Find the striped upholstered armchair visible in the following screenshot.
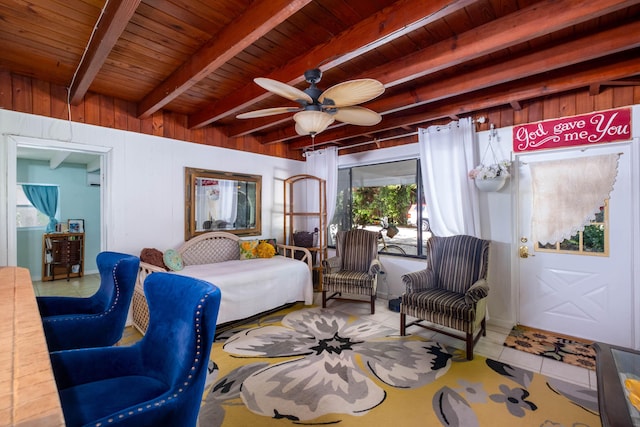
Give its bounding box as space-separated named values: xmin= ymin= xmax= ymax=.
xmin=322 ymin=229 xmax=382 ymax=314
xmin=400 ymin=235 xmax=490 ymax=360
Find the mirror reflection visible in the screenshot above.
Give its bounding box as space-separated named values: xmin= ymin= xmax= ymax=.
xmin=185 ymin=168 xmax=261 ymax=239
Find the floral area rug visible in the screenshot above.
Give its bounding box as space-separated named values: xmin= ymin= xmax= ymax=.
xmin=198 ymin=304 xmax=600 ymax=426
xmin=504 ymin=325 xmax=596 ymax=370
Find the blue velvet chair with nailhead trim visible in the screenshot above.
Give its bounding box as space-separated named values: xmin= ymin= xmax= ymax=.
xmin=49 ymin=272 xmax=221 ymax=427
xmin=37 ymin=251 xmax=140 ymax=352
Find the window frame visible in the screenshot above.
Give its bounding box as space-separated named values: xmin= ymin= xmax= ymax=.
xmin=329 ymin=158 xmax=428 ymax=258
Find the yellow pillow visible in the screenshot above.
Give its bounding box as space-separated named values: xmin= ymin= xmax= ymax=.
xmin=256 ymin=241 xmax=276 ymax=258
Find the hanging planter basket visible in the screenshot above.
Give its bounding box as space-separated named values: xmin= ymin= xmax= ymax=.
xmin=475 ymin=175 xmax=507 ymax=192
xmin=469 ymin=123 xmax=511 ymax=192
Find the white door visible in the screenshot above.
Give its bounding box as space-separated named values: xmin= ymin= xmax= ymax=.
xmin=517 ymin=144 xmax=633 ymax=347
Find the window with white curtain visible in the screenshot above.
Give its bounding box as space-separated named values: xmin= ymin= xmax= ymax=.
xmin=16 ymin=184 xmax=59 ymax=228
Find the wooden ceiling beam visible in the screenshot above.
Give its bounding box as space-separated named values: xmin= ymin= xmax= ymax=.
xmin=187 ymin=0 xmax=476 ymax=128
xmin=286 ymin=55 xmax=640 ymax=150
xmin=228 ymin=0 xmax=635 ymax=138
xmin=367 ymin=0 xmax=638 ymax=90
xmin=69 ymin=0 xmax=141 ymax=105
xmin=590 ymin=77 xmax=640 ymax=95
xmin=602 ymin=79 xmax=640 ymax=85
xmin=369 ymin=19 xmax=640 ymax=114
xmin=510 ymin=101 xmax=522 ymax=111
xmin=136 ymin=0 xmax=310 ymax=119
xmin=257 ymin=18 xmax=640 ymax=144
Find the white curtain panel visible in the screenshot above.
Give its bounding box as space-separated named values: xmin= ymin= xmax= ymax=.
xmin=305 ymin=147 xmax=338 ymax=230
xmin=217 ymin=180 xmax=238 ymax=224
xmin=530 ymin=153 xmax=620 ymax=245
xmin=195 ymin=178 xmax=211 ymax=227
xmin=418 ymin=117 xmax=481 ymax=237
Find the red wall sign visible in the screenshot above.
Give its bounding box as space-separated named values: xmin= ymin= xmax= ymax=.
xmin=513 ymin=108 xmax=632 ymax=153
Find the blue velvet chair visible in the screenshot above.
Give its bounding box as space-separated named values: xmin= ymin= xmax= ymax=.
xmin=37 ymin=251 xmax=140 ymax=352
xmin=49 ymin=272 xmax=221 ymax=427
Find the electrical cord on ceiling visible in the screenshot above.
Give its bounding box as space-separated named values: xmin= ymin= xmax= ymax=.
xmin=65 ymin=0 xmax=111 ymax=142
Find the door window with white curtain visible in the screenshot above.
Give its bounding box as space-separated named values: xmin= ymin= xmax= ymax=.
xmin=329 ymin=159 xmax=429 ymax=257
xmin=536 ymin=201 xmax=608 ymax=256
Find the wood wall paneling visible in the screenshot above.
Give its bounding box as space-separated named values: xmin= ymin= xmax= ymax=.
xmin=1 ymin=71 xmax=638 ymax=160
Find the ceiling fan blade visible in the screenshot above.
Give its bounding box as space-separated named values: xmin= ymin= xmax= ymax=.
xmin=254 ymin=77 xmax=313 ymax=103
xmin=319 ymin=79 xmax=384 ymax=107
xmin=333 ymin=106 xmax=382 ymax=126
xmin=236 ymin=106 xmax=300 ymax=119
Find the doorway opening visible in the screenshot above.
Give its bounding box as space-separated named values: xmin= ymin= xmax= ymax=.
xmin=5 ymin=135 xmax=110 ymax=279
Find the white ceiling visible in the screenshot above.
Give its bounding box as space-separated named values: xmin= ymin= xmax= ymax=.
xmin=17 ymin=146 xmax=100 ymax=171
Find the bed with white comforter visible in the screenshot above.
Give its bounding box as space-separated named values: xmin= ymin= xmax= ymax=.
xmin=132 ymin=231 xmax=313 ymax=333
xmin=174 ymin=256 xmax=312 ymax=324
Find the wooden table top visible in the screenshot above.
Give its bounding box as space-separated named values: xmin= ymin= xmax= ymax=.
xmin=0 ymin=267 xmax=65 ymax=426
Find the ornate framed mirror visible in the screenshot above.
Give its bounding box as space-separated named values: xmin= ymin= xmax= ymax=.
xmin=184 ymin=167 xmax=261 ymax=240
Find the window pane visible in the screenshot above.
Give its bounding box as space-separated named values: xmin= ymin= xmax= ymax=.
xmin=538 ymin=242 xmax=556 ymax=250
xmin=330 ymin=159 xmax=428 ymax=256
xmin=16 ymin=206 xmax=49 ymax=227
xmin=594 ymin=206 xmax=604 ymax=222
xmin=559 ymin=234 xmax=580 ymax=251
xmin=583 ymin=224 xmax=605 ymax=253
xmin=16 ymin=185 xmax=54 ymax=228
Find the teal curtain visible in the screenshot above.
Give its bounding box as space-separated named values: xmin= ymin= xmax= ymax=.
xmin=22 ymin=184 xmax=58 ymax=232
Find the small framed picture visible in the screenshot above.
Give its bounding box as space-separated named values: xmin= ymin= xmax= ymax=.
xmin=68 ymin=219 xmax=84 ymax=233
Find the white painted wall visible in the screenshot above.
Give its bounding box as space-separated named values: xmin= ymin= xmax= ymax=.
xmin=0 ymin=110 xmax=307 ymax=264
xmin=476 ymin=126 xmax=514 ymax=330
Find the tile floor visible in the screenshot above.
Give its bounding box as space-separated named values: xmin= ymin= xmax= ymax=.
xmin=32 ymin=274 xmax=597 ymax=390
xmin=33 ymin=273 xmax=101 ymax=298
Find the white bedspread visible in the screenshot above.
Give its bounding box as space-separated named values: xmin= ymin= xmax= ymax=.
xmin=172 ymin=256 xmax=313 ymax=325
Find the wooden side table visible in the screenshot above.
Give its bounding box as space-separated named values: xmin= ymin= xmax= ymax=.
xmin=594 ymin=342 xmax=640 ymax=427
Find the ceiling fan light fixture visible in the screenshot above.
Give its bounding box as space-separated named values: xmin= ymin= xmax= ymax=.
xmin=293 ymin=110 xmax=334 ymax=136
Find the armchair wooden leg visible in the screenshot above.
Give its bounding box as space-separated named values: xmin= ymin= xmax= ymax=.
xmin=322 ymin=291 xmax=327 ymax=308
xmin=466 ymin=332 xmax=474 ymax=360
xmin=370 ymin=295 xmax=375 ymax=314
xmin=481 ymin=317 xmax=487 ymax=336
xmin=400 ymin=313 xmax=406 ymax=336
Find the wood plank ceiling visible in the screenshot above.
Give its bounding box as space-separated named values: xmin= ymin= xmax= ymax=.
xmin=1 ymin=0 xmax=639 ymax=153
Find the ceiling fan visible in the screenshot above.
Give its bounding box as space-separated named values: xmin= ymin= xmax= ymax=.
xmin=236 ymin=69 xmax=385 ymax=137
